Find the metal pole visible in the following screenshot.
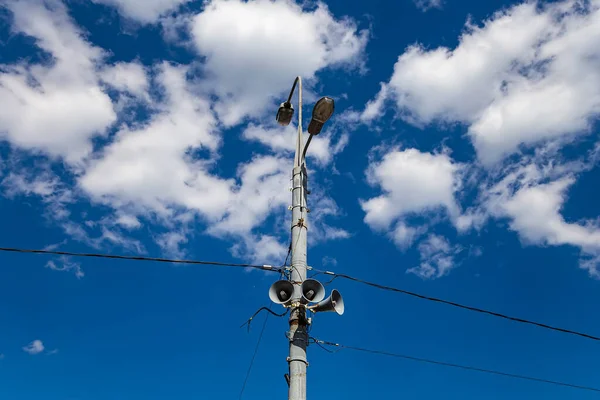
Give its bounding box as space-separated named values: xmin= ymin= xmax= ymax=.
xmin=288 ymin=76 xmax=308 ymax=400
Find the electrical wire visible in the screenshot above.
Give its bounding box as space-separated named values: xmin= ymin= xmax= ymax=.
xmin=0 ymin=246 xmax=280 ymax=273
xmin=6 ymin=246 xmax=599 ymax=343
xmin=316 ymin=270 xmax=600 ymax=342
xmin=238 ymin=304 xmax=272 ymax=400
xmin=282 ymin=239 xmax=292 ymax=279
xmin=311 ymin=338 xmax=600 ymax=394
xmin=240 ymin=306 xmax=288 ymax=332
xmin=238 ymin=239 xmax=292 ymax=399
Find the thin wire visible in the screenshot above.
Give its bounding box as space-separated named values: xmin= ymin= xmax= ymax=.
xmin=319 ymin=271 xmax=600 ymax=342
xmin=239 ymin=237 xmax=292 ymax=399
xmin=282 ymin=239 xmax=292 ymax=279
xmin=238 ymin=304 xmax=272 ymax=400
xmin=0 ymin=247 xmax=280 ymax=273
xmin=240 ymin=306 xmax=288 ymax=332
xmin=6 ymin=246 xmax=598 ymax=342
xmin=311 ymin=338 xmax=600 ymax=394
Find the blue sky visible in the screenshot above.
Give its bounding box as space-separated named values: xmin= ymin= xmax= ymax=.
xmin=1 ymin=0 xmax=600 ymax=398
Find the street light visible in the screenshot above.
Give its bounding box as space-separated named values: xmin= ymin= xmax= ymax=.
xmin=275 ymin=77 xmax=335 ymax=166
xmin=307 ymin=96 xmax=335 ymax=135
xmin=276 ymin=101 xmax=294 ymax=126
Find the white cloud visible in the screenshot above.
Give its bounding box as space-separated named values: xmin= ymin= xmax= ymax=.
xmin=115 ymin=214 xmax=142 ymax=230
xmin=242 ymin=124 xmax=348 ymax=166
xmin=360 ymin=83 xmax=389 ymax=123
xmin=207 ymin=155 xmax=289 ymax=237
xmin=363 ymin=0 xmax=600 ymax=165
xmin=407 ymin=234 xmax=461 ymax=279
xmin=392 ymin=222 xmax=426 ymax=249
xmin=91 ymin=0 xmax=191 ymax=23
xmin=500 ymin=179 xmax=600 ymax=248
xmin=79 ymin=62 xmax=230 ymax=220
xmin=155 ymin=230 xmax=189 ymax=258
xmin=361 ymin=148 xmax=463 ymax=231
xmin=414 ymin=0 xmax=443 ymax=12
xmin=231 ymin=233 xmax=288 ymax=265
xmin=23 ymin=340 xmax=45 ymax=355
xmin=99 ymin=62 xmax=149 ymax=98
xmin=0 ymin=0 xmax=353 ymax=264
xmin=46 ymin=256 xmax=84 ymax=279
xmin=0 ymin=161 xmax=145 ymax=253
xmin=2 ymin=169 xmax=75 ymax=222
xmin=308 ymin=194 xmax=351 ymax=243
xmin=207 ymin=155 xmax=348 ymax=262
xmin=43 ymin=240 xmax=67 ymax=251
xmin=3 ymin=171 xmax=63 ymax=199
xmin=477 ymin=149 xmax=600 ymax=277
xmin=190 ymin=0 xmax=368 ymax=126
xmin=0 ymin=0 xmax=116 ymax=165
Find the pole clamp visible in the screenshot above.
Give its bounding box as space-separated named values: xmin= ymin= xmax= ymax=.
xmin=286 ymin=357 xmax=309 ymax=366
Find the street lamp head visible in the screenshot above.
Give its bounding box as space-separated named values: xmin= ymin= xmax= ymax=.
xmin=307 ymin=96 xmax=335 ymax=135
xmin=276 ymin=101 xmax=294 ymax=126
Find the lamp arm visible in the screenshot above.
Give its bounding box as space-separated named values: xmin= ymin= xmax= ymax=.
xmin=301 ymin=134 xmax=313 ymax=165
xmin=287 ymin=76 xmax=300 ymax=104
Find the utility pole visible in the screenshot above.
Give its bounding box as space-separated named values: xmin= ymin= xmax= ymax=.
xmin=269 ymin=76 xmax=344 ymax=400
xmin=288 ymin=76 xmax=308 ymax=400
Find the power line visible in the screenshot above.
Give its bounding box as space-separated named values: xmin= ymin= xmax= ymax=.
xmin=239 ymin=239 xmax=292 ymax=399
xmin=239 ymin=304 xmax=273 ymax=400
xmin=0 ymin=246 xmax=280 ymax=273
xmin=240 ymin=306 xmax=288 ymax=332
xmin=5 ymin=246 xmax=599 ymax=343
xmin=317 ymin=271 xmax=600 ymax=342
xmin=311 ymin=338 xmax=600 ymax=394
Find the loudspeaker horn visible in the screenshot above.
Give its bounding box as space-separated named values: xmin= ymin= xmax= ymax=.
xmin=300 ymin=279 xmax=325 ymax=304
xmin=308 ymin=289 xmax=344 ymax=315
xmin=269 ymin=280 xmax=294 ymax=305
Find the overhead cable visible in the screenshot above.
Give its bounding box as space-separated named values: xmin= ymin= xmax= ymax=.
xmin=311 ymin=338 xmax=600 ymax=394
xmin=0 ymin=246 xmax=280 ymax=273
xmin=316 ymin=270 xmax=600 ymax=342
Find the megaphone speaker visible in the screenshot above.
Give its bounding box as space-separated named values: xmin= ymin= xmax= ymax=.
xmin=269 ymin=280 xmax=295 ymax=305
xmin=309 ymin=289 xmax=344 ymax=315
xmin=300 ymin=279 xmax=325 ymax=303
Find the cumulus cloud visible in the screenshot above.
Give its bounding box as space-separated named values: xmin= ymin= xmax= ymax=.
xmin=361 ymin=148 xmax=463 ymax=232
xmin=99 ymin=62 xmax=149 ymax=98
xmin=496 ymin=179 xmax=600 ymax=248
xmin=80 ymin=62 xmax=228 ymax=218
xmin=91 ymin=0 xmax=191 ymax=23
xmin=0 ymin=0 xmax=116 ymax=165
xmin=231 ymin=233 xmax=288 ymax=265
xmin=22 ymin=340 xmax=45 ymax=355
xmin=363 ymin=0 xmax=600 ymax=165
xmin=481 ymin=155 xmax=600 ymax=276
xmin=242 ymin=124 xmax=348 ymax=167
xmin=0 ymin=0 xmax=356 ymax=264
xmin=190 ymin=0 xmax=368 ymax=126
xmin=206 ymin=156 xmax=289 ymax=237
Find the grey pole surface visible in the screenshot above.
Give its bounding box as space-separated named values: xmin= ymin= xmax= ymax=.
xmin=288 ymin=76 xmax=309 ymax=400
